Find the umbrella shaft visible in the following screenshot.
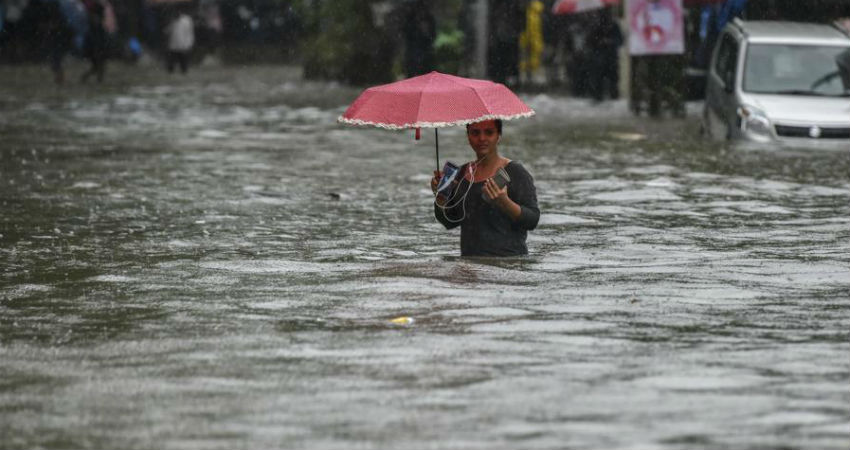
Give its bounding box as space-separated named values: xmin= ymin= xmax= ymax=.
xmin=435 ymin=129 xmax=440 ymax=171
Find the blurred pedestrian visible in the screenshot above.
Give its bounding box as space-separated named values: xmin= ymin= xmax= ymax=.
xmin=198 ymin=0 xmax=223 ymax=61
xmin=402 ymin=0 xmax=436 ymax=77
xmin=165 ymin=10 xmax=194 ymax=74
xmin=631 ymin=54 xmax=685 ymax=117
xmin=44 ymin=1 xmax=73 ymax=84
xmin=519 ymin=0 xmax=544 ymax=85
xmin=80 ymin=2 xmax=107 ymax=83
xmin=488 ymin=0 xmax=523 ymax=85
xmin=586 ymin=6 xmax=623 ymax=101
xmin=566 ymin=18 xmax=592 ymax=97
xmin=542 ymin=5 xmax=566 ymax=87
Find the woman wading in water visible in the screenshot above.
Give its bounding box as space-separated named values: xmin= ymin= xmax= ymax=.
xmin=431 ymin=119 xmax=539 ymax=256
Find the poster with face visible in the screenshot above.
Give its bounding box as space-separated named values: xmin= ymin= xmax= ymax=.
xmin=628 ymin=0 xmax=685 ymax=55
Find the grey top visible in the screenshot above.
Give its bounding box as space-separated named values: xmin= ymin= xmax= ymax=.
xmin=435 ymin=161 xmax=540 ymax=257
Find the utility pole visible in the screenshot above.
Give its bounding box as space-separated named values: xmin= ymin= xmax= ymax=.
xmin=474 ymin=0 xmax=488 ymax=78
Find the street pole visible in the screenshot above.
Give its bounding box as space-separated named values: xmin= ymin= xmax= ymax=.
xmin=475 ymin=0 xmax=488 ymax=78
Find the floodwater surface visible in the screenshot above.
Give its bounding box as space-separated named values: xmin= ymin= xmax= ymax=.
xmin=1 ymin=64 xmax=849 ymax=450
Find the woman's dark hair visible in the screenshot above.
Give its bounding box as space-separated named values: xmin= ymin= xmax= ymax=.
xmin=466 ymin=119 xmax=503 ymax=134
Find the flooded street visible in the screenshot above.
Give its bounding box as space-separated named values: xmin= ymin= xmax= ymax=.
xmin=1 ymin=64 xmax=849 ymax=450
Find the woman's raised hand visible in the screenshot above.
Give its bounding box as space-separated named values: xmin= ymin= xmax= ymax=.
xmin=482 ymin=178 xmax=507 ymax=203
xmin=431 ymin=170 xmax=442 ymax=194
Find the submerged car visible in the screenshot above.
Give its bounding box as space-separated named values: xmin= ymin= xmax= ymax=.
xmin=702 ymin=19 xmax=850 ymax=145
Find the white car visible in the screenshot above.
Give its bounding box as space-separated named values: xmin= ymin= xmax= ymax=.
xmin=702 ymin=19 xmax=850 ymax=146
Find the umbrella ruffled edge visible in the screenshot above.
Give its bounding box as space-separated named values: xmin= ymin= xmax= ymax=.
xmin=337 ymin=111 xmax=536 ymax=130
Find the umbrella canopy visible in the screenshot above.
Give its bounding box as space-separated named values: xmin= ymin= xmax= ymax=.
xmin=552 ymin=0 xmax=619 ymax=15
xmin=339 ymin=71 xmax=534 ymax=170
xmin=338 ymin=71 xmax=534 ymax=130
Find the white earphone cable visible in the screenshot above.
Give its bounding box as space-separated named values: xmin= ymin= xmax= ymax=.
xmin=433 ymin=155 xmax=489 ymax=223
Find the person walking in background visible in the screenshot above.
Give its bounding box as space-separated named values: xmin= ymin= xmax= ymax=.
xmin=402 ymin=0 xmax=436 ymax=77
xmin=165 ymin=10 xmax=194 ymax=74
xmin=519 ymin=0 xmax=544 ymax=86
xmin=542 ymin=5 xmax=568 ymax=88
xmin=198 ymin=0 xmax=223 ymax=62
xmin=80 ymin=2 xmax=107 ymax=83
xmin=565 ymin=18 xmax=591 ymax=97
xmin=488 ymin=0 xmax=523 ymax=86
xmin=44 ymin=1 xmax=73 ymax=84
xmin=586 ymin=6 xmax=623 ymax=101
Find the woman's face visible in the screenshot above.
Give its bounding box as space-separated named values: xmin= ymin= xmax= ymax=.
xmin=467 ymin=120 xmax=500 ymax=160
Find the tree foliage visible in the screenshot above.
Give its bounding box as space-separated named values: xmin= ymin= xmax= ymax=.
xmin=295 ymin=0 xmax=396 ymax=85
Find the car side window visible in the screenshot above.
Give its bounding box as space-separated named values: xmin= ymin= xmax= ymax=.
xmin=713 ymin=34 xmax=739 ymax=89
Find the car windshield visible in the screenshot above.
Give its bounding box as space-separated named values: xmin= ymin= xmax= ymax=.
xmin=743 ymin=44 xmax=850 ymax=96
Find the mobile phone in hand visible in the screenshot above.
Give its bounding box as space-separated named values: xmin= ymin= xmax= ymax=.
xmin=436 ymin=161 xmax=460 ymax=200
xmin=482 ymin=167 xmax=511 ymax=202
xmin=492 ymin=167 xmax=510 ymax=188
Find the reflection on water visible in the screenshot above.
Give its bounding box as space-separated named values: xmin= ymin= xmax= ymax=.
xmin=1 ymin=64 xmax=849 ymax=450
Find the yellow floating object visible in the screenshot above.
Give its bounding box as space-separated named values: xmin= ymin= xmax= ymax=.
xmin=389 ymin=316 xmax=414 ymax=325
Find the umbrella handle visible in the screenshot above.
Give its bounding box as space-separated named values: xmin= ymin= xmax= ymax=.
xmin=435 ymin=129 xmax=439 ymax=172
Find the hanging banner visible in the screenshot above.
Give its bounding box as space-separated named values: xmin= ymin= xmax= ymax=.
xmin=628 ymin=0 xmax=685 ymax=55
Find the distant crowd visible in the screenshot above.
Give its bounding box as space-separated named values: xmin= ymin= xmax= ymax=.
xmin=400 ymin=0 xmax=751 ymax=105
xmin=2 ymin=0 xmax=218 ymax=83
xmin=396 ymin=0 xmax=625 ymax=103
xmin=0 ymin=0 xmax=301 ymax=82
xmin=3 ymin=0 xmax=849 ymax=109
